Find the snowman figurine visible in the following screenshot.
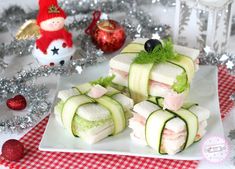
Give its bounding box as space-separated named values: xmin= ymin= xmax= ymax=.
xmin=16 ymin=0 xmax=76 ymax=66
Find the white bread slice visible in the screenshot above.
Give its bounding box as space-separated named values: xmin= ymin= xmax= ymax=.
xmin=129 ymin=119 xmax=145 ymax=140
xmin=174 ymin=45 xmax=200 ymax=61
xmin=79 ymin=124 xmax=114 ymax=144
xmin=57 ymin=88 xmax=80 ymax=101
xmin=189 ymin=105 xmax=210 ymax=122
xmin=133 ymin=101 xmax=210 ymax=133
xmin=76 ymin=103 xmax=111 ymax=121
xmin=165 ymin=117 xmax=186 ymax=133
xmin=133 ymin=101 xmax=160 ymax=119
xmin=109 ymin=53 xmax=135 ymax=73
xmin=110 ymin=54 xmax=184 ymax=85
xmin=197 ymin=120 xmax=207 ymax=136
xmin=112 ymin=93 xmax=134 ymax=111
xmin=76 ymin=96 xmax=133 ymax=121
xmin=150 ymin=62 xmax=184 ymax=85
xmin=130 ymin=132 xmax=147 ymax=146
xmin=109 ymin=70 xmax=128 ymax=87
xmin=149 ymin=83 xmax=170 ymax=97
xmin=79 ymin=121 xmax=114 ymax=136
xmin=162 ymin=135 xmax=187 ymax=155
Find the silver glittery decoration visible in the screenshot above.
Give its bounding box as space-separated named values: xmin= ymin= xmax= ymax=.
xmin=231 ymin=93 xmax=235 ymax=101
xmin=0 ymin=5 xmax=37 ymax=32
xmin=0 ymin=84 xmax=50 ymax=133
xmin=199 ymin=48 xmax=235 ymax=75
xmin=0 ymin=40 xmax=34 ymax=71
xmin=0 ymin=57 xmax=102 ymax=133
xmin=228 ymin=129 xmax=235 ymax=140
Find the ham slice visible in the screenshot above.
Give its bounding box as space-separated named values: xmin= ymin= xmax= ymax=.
xmin=150 ymin=80 xmax=171 ymax=89
xmin=163 ymin=91 xmax=185 ymax=111
xmin=110 ymin=68 xmax=186 ymax=110
xmin=87 ymin=84 xmax=107 ymax=98
xmin=111 ymin=68 xmax=128 ymax=78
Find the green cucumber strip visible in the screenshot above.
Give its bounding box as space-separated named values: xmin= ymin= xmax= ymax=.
xmin=168 ymin=55 xmax=195 ymax=83
xmin=95 ymin=96 xmax=126 ymax=135
xmin=75 ymin=83 xmax=119 ymax=97
xmin=111 ymin=82 xmax=126 ymax=91
xmin=74 ymin=83 xmax=93 ymax=94
xmin=129 ymin=63 xmax=154 ymax=103
xmin=61 ymin=95 xmax=94 ymax=135
xmin=155 ymin=97 xmax=198 ymax=110
xmin=148 ymin=97 xmax=164 ymax=108
xmin=106 ymin=86 xmax=120 ymax=96
xmin=121 ymin=43 xmax=145 ymax=53
xmin=110 ymin=83 xmax=130 ymax=97
xmin=72 ymin=114 xmax=112 ymax=133
xmin=182 ymin=103 xmax=198 ymax=109
xmin=147 ymin=97 xmax=161 ymax=105
xmin=170 ymin=109 xmax=198 ymax=149
xmin=145 ymin=109 xmax=175 ymax=154
xmin=157 ymin=98 xmax=164 ymax=108
xmin=148 ymin=98 xmax=198 ymax=151
xmin=120 ymin=52 xmax=139 ymax=55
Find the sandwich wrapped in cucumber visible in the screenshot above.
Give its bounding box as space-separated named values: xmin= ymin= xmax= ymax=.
xmin=109 ymin=38 xmax=200 ymax=111
xmin=54 ymin=76 xmax=134 ymax=144
xmin=129 ymin=98 xmax=210 ymax=155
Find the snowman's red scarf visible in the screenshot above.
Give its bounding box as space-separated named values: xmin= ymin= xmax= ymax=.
xmin=36 ymin=28 xmax=73 ymax=54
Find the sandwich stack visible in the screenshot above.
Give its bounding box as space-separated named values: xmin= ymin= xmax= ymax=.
xmin=54 ymin=77 xmax=134 ymax=144
xmin=129 ymin=99 xmax=210 ymax=155
xmin=109 ymin=38 xmax=199 ymax=111
xmin=109 ymin=38 xmax=210 ymax=155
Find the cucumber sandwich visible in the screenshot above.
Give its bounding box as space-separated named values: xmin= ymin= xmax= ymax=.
xmin=129 ymin=99 xmax=210 ymax=155
xmin=109 ymin=38 xmax=200 ymax=111
xmin=54 ymin=76 xmax=134 ymax=144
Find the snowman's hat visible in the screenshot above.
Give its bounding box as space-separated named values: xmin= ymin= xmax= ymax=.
xmin=37 ymin=0 xmax=67 ymax=25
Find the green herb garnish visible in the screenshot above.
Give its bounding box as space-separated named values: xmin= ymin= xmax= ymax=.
xmin=172 ymin=72 xmax=189 ymax=93
xmin=134 ymin=39 xmax=178 ymax=64
xmin=91 ymin=75 xmax=115 ymax=87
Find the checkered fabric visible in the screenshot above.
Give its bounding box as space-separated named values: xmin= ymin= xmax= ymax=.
xmin=0 ymin=67 xmax=234 ymax=169
xmin=218 ymin=67 xmax=235 ymax=119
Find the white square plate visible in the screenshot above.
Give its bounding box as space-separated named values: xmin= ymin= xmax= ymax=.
xmin=39 ymin=61 xmax=224 ymax=160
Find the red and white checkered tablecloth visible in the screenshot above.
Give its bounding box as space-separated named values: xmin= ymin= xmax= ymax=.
xmin=0 ymin=67 xmax=234 ymax=169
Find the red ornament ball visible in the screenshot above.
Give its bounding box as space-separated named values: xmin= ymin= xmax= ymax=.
xmin=6 ymin=95 xmax=27 ymax=111
xmin=1 ymin=139 xmax=24 ymax=161
xmin=91 ymin=20 xmax=126 ymax=53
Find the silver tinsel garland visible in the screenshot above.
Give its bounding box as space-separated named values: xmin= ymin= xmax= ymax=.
xmin=0 ymin=83 xmax=50 ymax=133
xmin=199 ymin=50 xmax=235 ymax=75
xmin=0 ymin=58 xmax=96 ymax=133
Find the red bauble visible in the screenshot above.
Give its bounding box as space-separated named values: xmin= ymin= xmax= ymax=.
xmin=1 ymin=139 xmax=24 ymax=161
xmin=6 ymin=95 xmax=27 ymax=111
xmin=91 ymin=20 xmax=126 ymax=53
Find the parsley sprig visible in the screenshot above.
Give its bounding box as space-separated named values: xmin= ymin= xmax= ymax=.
xmin=91 ymin=75 xmax=115 ymax=88
xmin=134 ymin=39 xmax=178 ymax=64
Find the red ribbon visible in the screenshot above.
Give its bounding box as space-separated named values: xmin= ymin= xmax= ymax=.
xmin=85 ymin=10 xmax=102 ymax=35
